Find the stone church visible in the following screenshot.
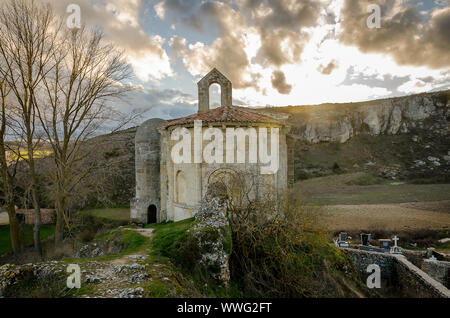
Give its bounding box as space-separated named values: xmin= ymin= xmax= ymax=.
xmin=131 ymin=69 xmax=294 ymax=224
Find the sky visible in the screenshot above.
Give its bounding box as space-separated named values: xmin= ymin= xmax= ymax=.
xmin=46 ymin=0 xmax=450 ymax=120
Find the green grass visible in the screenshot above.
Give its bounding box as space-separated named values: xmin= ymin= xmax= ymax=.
xmin=0 ymin=224 xmax=55 ymax=256
xmin=83 ymin=208 xmax=130 ymax=221
xmin=145 ymin=218 xmax=239 ymax=297
xmin=63 ymin=229 xmax=148 ymax=263
xmin=345 ymin=173 xmax=385 ymax=186
xmin=146 ymin=218 xmax=195 ymax=262
xmin=141 ymin=280 xmax=171 ymax=298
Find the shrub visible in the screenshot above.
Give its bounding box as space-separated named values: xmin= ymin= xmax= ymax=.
xmin=333 ymin=162 xmax=340 ymax=171
xmin=345 ymin=173 xmax=383 ymax=186
xmin=225 ymin=179 xmax=368 ymax=298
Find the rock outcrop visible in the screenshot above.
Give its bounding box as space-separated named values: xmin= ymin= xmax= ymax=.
xmin=257 ymin=90 xmax=449 ymax=144
xmin=190 ymin=188 xmax=231 ymax=285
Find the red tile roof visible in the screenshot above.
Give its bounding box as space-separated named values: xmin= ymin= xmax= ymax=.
xmin=160 ymin=106 xmax=282 ymax=129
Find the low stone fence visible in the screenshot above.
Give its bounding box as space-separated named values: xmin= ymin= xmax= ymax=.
xmin=345 ymin=248 xmax=397 ymax=286
xmin=422 ymin=259 xmax=450 ymax=288
xmin=15 ymin=209 xmax=55 ymax=225
xmin=343 ymin=248 xmax=450 ymax=298
xmin=394 ymin=255 xmax=450 ymax=298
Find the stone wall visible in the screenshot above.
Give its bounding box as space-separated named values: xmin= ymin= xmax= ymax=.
xmin=394 ymin=256 xmax=450 ymax=298
xmin=422 ymin=259 xmax=450 ymax=289
xmin=15 ymin=209 xmax=55 ymax=225
xmin=343 ymin=248 xmax=450 ymax=298
xmin=344 ymin=248 xmax=397 ymax=288
xmin=160 ymin=123 xmax=288 ymax=222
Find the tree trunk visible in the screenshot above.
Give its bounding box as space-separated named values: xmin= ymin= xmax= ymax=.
xmin=7 ymin=203 xmax=20 ymax=255
xmin=0 ymin=139 xmax=21 ymax=255
xmin=32 ymin=188 xmax=42 ymax=255
xmin=29 ymin=154 xmax=42 ymax=255
xmin=55 ymin=204 xmax=64 ymax=244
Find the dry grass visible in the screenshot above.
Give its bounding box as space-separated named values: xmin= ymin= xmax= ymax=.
xmin=294 ymin=172 xmax=450 ymax=205
xmin=321 ymin=202 xmax=450 ymax=231
xmin=295 ymin=173 xmax=450 ymax=233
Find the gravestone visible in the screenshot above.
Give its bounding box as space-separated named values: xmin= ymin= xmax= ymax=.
xmin=338 ymin=232 xmax=349 ymax=247
xmin=379 ymin=239 xmax=392 ymax=252
xmin=360 ymin=233 xmax=371 ymax=246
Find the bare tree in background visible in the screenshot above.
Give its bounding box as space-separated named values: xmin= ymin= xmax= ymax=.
xmin=36 ymin=25 xmax=134 ymax=243
xmin=0 ymin=77 xmax=21 ymax=255
xmin=0 ymin=0 xmax=61 ymax=254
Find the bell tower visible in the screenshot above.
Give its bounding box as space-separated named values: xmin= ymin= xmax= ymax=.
xmin=197 ymin=68 xmax=232 ymax=113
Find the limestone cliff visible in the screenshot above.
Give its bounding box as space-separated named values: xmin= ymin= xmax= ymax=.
xmin=254 ymin=90 xmax=449 ymax=144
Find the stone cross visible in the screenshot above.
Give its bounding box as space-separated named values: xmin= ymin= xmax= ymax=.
xmin=390 ymin=236 xmax=402 ymax=254
xmin=392 ymin=236 xmax=399 ymax=247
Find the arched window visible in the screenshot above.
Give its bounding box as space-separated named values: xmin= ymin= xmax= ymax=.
xmin=176 ymin=171 xmax=186 ymax=204
xmin=209 ymin=83 xmax=221 ymax=109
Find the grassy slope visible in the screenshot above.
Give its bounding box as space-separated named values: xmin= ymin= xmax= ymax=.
xmin=0 ymin=225 xmax=55 ymax=256
xmin=295 ymin=172 xmax=450 ymax=205
xmin=145 ymin=218 xmax=195 ymax=263
xmin=82 ymin=208 xmax=130 ymax=221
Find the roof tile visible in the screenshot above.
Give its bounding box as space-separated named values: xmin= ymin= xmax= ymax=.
xmin=160 ymin=106 xmax=282 ymax=129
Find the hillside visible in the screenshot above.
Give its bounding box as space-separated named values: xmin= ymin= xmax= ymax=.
xmin=80 ymin=90 xmax=449 ymax=207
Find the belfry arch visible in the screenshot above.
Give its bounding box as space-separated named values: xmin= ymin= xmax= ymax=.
xmin=197 ymin=68 xmax=232 ymax=113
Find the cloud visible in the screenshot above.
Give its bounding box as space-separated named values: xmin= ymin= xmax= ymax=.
xmin=49 ymin=0 xmax=173 ymax=82
xmin=165 ymin=0 xmax=325 ymax=92
xmin=271 ymin=70 xmax=292 ymax=94
xmin=318 ymin=60 xmax=339 ymax=75
xmin=168 ymin=2 xmax=260 ymax=90
xmin=238 ymin=0 xmax=323 ymax=67
xmin=116 ymin=85 xmax=197 ymax=121
xmin=339 ymin=0 xmax=450 ymax=69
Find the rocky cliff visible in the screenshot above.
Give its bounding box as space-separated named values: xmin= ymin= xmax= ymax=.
xmin=255 ymin=90 xmax=449 ymax=144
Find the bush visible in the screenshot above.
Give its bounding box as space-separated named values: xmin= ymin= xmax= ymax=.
xmin=333 ymin=162 xmax=340 ymax=171
xmin=226 ymin=185 xmax=369 ymax=297
xmin=345 ymin=173 xmax=383 ymax=186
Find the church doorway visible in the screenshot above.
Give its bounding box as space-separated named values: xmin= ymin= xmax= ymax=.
xmin=147 ymin=205 xmax=157 ymax=224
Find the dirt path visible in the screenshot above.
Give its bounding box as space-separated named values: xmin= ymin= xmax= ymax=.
xmin=75 ymin=228 xmax=180 ymax=298
xmin=322 ymin=201 xmax=450 ymax=231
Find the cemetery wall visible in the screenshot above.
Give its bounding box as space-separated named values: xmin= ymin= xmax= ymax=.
xmin=344 ymin=248 xmax=397 ymax=285
xmin=394 ymin=256 xmax=450 ymax=298
xmin=421 ymin=259 xmax=450 ymax=289
xmin=402 ymin=249 xmax=425 ymax=268
xmin=343 ymin=248 xmax=450 ymax=298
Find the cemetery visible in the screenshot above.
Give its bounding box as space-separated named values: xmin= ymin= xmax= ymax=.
xmin=335 ymin=232 xmax=450 ymax=297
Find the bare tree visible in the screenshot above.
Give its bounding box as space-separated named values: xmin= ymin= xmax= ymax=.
xmin=0 ymin=77 xmax=21 ymax=254
xmin=36 ymin=25 xmax=134 ymax=243
xmin=0 ymin=0 xmax=61 ymax=254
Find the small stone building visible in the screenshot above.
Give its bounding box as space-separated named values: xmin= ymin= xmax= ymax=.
xmin=131 ymin=68 xmax=294 ymax=224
